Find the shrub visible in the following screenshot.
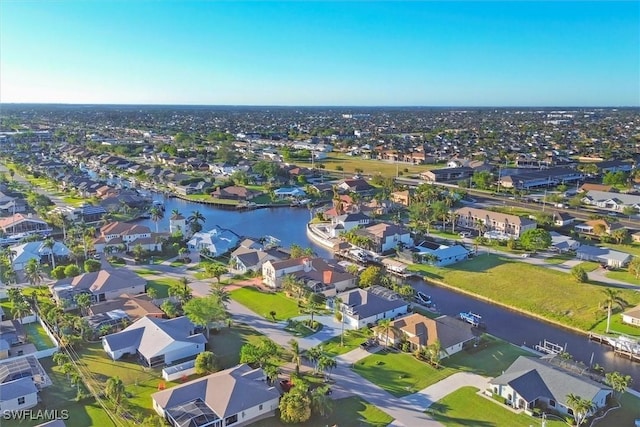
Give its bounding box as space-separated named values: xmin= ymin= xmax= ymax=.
xmin=64 ymin=264 xmax=81 ymax=278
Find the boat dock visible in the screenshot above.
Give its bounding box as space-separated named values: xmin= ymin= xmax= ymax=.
xmin=589 ymin=333 xmax=640 ymax=362
xmin=534 ymin=339 xmax=566 ymax=355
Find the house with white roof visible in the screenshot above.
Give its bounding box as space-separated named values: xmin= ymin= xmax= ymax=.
xmin=329 ymin=212 xmax=371 ymax=237
xmin=582 ymin=190 xmax=640 ymax=212
xmin=9 ymin=240 xmax=71 ymax=271
xmin=490 ymin=356 xmax=612 ymax=415
xmin=576 ymin=245 xmax=631 ymax=268
xmin=335 ymin=286 xmax=409 ymax=329
xmin=187 ymin=227 xmax=240 ymax=256
xmin=102 ymin=316 xmax=207 ymax=367
xmin=151 ymin=364 xmax=280 ymax=427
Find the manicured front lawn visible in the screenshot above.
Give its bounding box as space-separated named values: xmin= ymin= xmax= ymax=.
xmin=306 ymin=153 xmax=442 ymax=177
xmin=321 ymin=328 xmax=373 ymax=357
xmin=408 ymin=254 xmax=640 ymax=332
xmin=591 ymin=313 xmax=640 ymax=337
xmin=607 ymin=269 xmax=640 ymax=285
xmin=444 ymin=335 xmax=534 ymax=377
xmin=230 ymin=287 xmax=300 ymax=320
xmin=601 ymin=242 xmax=640 ymax=258
xmin=430 ymin=386 xmax=567 ymax=427
xmin=544 ymin=254 xmax=576 ymax=264
xmin=249 ymin=396 xmax=393 ymax=427
xmin=353 ymin=351 xmax=456 ymax=397
xmin=208 ymin=324 xmax=267 ymax=369
xmin=594 ymin=392 xmax=640 ymax=426
xmin=146 ymin=277 xmax=179 ymax=298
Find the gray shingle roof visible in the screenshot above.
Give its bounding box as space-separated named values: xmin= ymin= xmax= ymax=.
xmin=341 ymin=287 xmax=408 ymax=320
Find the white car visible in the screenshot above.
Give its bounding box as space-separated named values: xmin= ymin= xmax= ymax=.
xmin=459 ymin=232 xmax=471 ymax=238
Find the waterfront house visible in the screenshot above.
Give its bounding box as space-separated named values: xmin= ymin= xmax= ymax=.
xmin=51 ymin=268 xmax=147 ymax=308
xmin=329 ymin=212 xmax=371 ymax=237
xmin=414 ymin=242 xmax=470 ymax=267
xmin=230 ymin=239 xmax=288 ymax=274
xmin=490 ymin=356 xmax=612 ymax=414
xmin=359 ymin=222 xmax=414 ymax=254
xmin=336 ymin=178 xmax=375 ymax=195
xmin=102 ymin=316 xmax=207 ymax=367
xmin=262 ymin=257 xmax=357 ymax=295
xmin=335 ymin=286 xmax=409 ymax=329
xmin=390 ymin=190 xmax=411 ymax=206
xmin=94 ymin=221 xmax=165 ymax=253
xmin=151 ymin=364 xmax=280 ymax=427
xmin=0 ymin=356 xmax=52 ymax=412
xmin=211 ymin=185 xmax=261 ymax=201
xmin=576 ymin=245 xmax=631 ymax=268
xmin=273 ymin=187 xmax=306 ymax=199
xmin=9 ymin=240 xmax=71 ymax=271
xmin=187 ymin=227 xmax=240 ymax=257
xmin=622 ymin=305 xmax=640 ymax=327
xmin=169 ymin=211 xmax=186 ymax=234
xmin=376 ymin=313 xmax=475 ymax=357
xmin=455 ymin=207 xmax=536 ymax=239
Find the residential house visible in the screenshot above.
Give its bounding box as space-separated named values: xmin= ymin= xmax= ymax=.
xmin=94 ymin=222 xmax=164 ymax=253
xmin=328 ymin=212 xmax=371 ymax=238
xmin=187 ymin=227 xmax=240 ymax=256
xmin=574 ymin=219 xmax=623 ymax=236
xmin=335 ymin=286 xmax=409 ymax=329
xmin=336 ymin=179 xmax=375 ymax=194
xmin=0 ymin=356 xmax=52 ymax=412
xmin=594 ymin=159 xmax=634 ymax=174
xmin=151 ymin=364 xmax=280 ymax=427
xmin=0 ymin=192 xmax=26 ymax=215
xmin=262 ymin=257 xmax=357 ymax=295
xmin=9 ymin=240 xmax=71 ymax=271
xmin=51 ymin=268 xmax=147 ymax=308
xmin=446 ymin=158 xmax=492 ymax=172
xmin=359 ymin=223 xmax=414 ymax=254
xmin=576 ymin=245 xmax=631 ymax=268
xmin=632 ymin=232 xmax=640 ymax=243
xmin=89 ymin=293 xmax=164 ymax=321
xmin=102 ymin=316 xmax=207 ymax=367
xmin=273 ymin=187 xmax=306 ymax=199
xmin=414 ymin=242 xmax=470 ymax=266
xmin=211 ymin=186 xmax=261 ymax=201
xmin=549 ymin=232 xmax=580 ymax=253
xmin=230 ymin=239 xmax=288 ymax=274
xmin=552 ymin=212 xmax=575 ymax=227
xmin=622 ymin=305 xmax=640 ymax=327
xmin=579 ymin=183 xmax=615 ymax=193
xmin=455 ymin=207 xmax=536 ymax=239
xmin=377 ymin=313 xmax=475 ymax=357
xmin=390 ymin=190 xmax=411 ymax=206
xmin=489 ymin=356 xmax=612 ymax=414
xmin=0 ymin=213 xmax=49 ymax=235
xmin=69 ymin=204 xmax=107 ymax=224
xmin=582 ymin=190 xmax=640 ymax=213
xmin=169 ymin=212 xmax=186 ymax=234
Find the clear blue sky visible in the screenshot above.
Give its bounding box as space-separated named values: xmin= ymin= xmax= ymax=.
xmin=1 ymin=1 xmax=638 ymax=106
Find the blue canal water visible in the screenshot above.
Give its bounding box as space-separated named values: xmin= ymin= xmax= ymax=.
xmin=135 ymin=194 xmax=640 ymax=390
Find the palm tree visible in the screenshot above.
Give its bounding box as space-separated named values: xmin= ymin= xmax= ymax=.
xmin=565 ymin=393 xmax=595 ymax=426
xmin=425 ymin=339 xmax=447 ymax=368
xmin=306 ymin=346 xmax=323 ymax=374
xmin=74 ymin=292 xmax=92 ymax=316
xmin=149 ymin=206 xmax=164 ymax=233
xmin=334 ymin=297 xmax=345 ymax=347
xmin=13 ymin=300 xmax=31 ymax=326
xmin=601 ymin=288 xmax=628 ymax=333
xmin=289 ymin=339 xmax=302 ymax=375
xmin=317 ymin=355 xmax=337 ymax=380
xmin=374 ymin=319 xmax=399 ymax=349
xmin=209 ymin=282 xmax=230 ymax=306
xmin=105 ymin=376 xmax=126 ymax=407
xmin=187 ymin=210 xmax=206 ymax=233
xmin=52 ymin=351 xmax=70 ymax=367
xmin=311 ymin=385 xmax=334 ymax=417
xmin=43 ymin=238 xmax=56 ymax=269
xmin=24 ymin=259 xmax=43 ymax=287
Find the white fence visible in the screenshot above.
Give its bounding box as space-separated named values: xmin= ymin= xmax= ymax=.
xmin=162 ymin=360 xmax=196 ymax=381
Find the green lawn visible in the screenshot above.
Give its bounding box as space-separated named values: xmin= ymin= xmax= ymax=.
xmin=24 ymin=322 xmax=55 ymax=350
xmin=183 ymin=194 xmax=239 ymax=205
xmin=249 ymin=396 xmax=393 ymax=427
xmin=591 ymin=313 xmax=640 ymax=337
xmin=131 ymin=267 xmax=159 ymax=276
xmin=208 ymin=324 xmax=267 ymax=369
xmin=230 ymin=287 xmax=301 ymax=320
xmin=407 ymin=254 xmax=640 ymax=332
xmin=601 ymin=242 xmax=640 ymax=258
xmin=353 ymin=351 xmax=456 ymax=397
xmin=307 ymin=153 xmax=442 ymax=177
xmin=430 ymin=386 xmax=567 ymax=427
xmin=444 ymin=335 xmax=534 ymax=377
xmin=594 ymin=392 xmax=640 ymax=426
xmin=146 ymin=277 xmax=179 ymax=298
xmin=607 ymin=269 xmax=640 ymax=285
xmin=577 ymin=261 xmax=601 ymax=272
xmin=487 ymin=206 xmax=537 ymax=217
xmin=544 ymin=254 xmax=576 ymax=264
xmin=321 ymin=328 xmax=373 ymax=357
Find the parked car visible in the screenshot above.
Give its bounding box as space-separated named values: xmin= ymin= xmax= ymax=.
xmin=459 ymin=231 xmax=471 ymax=238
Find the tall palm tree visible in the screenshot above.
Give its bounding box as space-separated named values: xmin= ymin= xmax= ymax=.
xmin=187 ymin=210 xmax=206 ymax=233
xmin=43 ymin=238 xmax=56 ymax=269
xmin=105 ymin=376 xmax=126 ymax=407
xmin=288 ymin=339 xmax=302 ymax=375
xmin=601 ymin=288 xmax=628 ymax=333
xmin=24 ymin=259 xmax=43 ymax=287
xmin=13 ymin=300 xmax=31 ymax=326
xmin=373 ymin=319 xmax=399 ymax=349
xmin=149 ymin=206 xmax=164 ymax=233
xmin=565 ymin=393 xmax=595 ymax=426
xmin=209 ymin=282 xmax=230 ymax=306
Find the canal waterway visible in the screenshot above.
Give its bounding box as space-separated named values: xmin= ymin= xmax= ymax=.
xmin=135 ymin=194 xmax=640 ymax=390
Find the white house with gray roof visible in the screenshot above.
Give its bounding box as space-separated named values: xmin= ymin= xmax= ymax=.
xmin=335 ymin=285 xmax=409 ymax=329
xmin=576 ymin=245 xmax=631 ymax=268
xmin=582 ymin=190 xmax=640 ymax=212
xmin=0 ymin=355 xmax=52 ymax=412
xmin=102 ymin=316 xmax=207 ymax=367
xmin=490 ymin=356 xmax=611 ymax=415
xmin=151 ymin=364 xmax=280 ymax=427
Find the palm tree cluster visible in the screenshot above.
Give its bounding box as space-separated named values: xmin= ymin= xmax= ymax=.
xmin=0 ymin=246 xmax=18 ymax=284
xmin=7 ymin=287 xmax=32 ymax=326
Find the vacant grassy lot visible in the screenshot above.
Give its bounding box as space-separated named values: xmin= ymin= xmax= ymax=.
xmin=444 ymin=335 xmax=533 ymax=377
xmin=250 ymin=396 xmax=394 ymax=427
xmin=353 ymin=351 xmax=456 ymax=397
xmin=321 ymin=327 xmax=373 ymax=357
xmin=301 ymin=153 xmax=442 ymax=177
xmin=145 ymin=277 xmax=179 ymax=298
xmin=230 ymin=287 xmax=300 ymax=320
xmin=208 ymin=324 xmax=267 ymax=369
xmin=430 ymin=386 xmax=567 ymax=427
xmin=408 ymin=254 xmax=640 ymax=332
